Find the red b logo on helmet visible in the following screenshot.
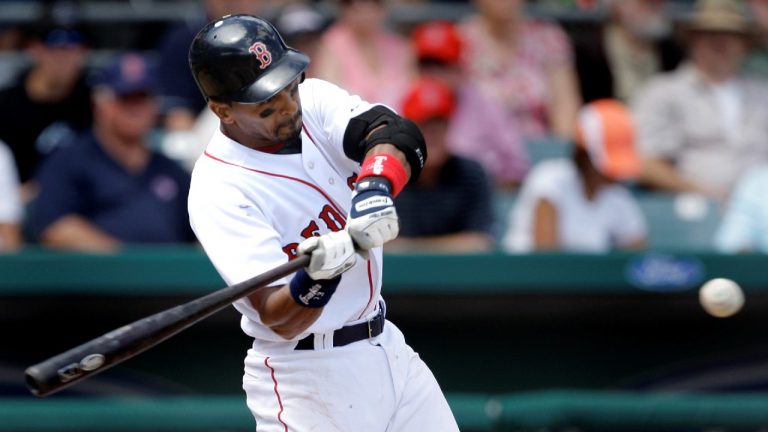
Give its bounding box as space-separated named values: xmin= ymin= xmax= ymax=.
xmin=249 ymin=42 xmax=272 ymax=69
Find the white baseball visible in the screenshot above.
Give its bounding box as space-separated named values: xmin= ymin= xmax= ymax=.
xmin=698 ymin=278 xmax=744 ymax=318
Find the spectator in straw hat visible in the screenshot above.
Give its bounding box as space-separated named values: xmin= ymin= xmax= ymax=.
xmin=503 ymin=99 xmax=647 ymax=253
xmin=632 ymin=0 xmax=768 ymax=200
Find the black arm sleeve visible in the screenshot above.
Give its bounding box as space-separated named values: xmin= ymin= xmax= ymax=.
xmin=342 ymin=106 xmax=427 ymax=184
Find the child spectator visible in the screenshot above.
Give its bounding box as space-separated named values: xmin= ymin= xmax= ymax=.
xmin=503 ymin=99 xmax=647 ymax=253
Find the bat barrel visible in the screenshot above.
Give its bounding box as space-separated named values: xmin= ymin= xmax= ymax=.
xmin=25 ymin=339 xmax=113 ymax=397
xmin=24 ymin=320 xmax=157 ymax=397
xmin=24 ymin=255 xmax=310 ymax=397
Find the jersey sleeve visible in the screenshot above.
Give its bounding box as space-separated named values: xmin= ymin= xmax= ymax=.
xmin=300 ymin=78 xmax=381 ymax=163
xmin=188 ymin=170 xmax=289 ymax=288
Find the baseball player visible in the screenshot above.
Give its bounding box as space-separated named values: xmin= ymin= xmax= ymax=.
xmin=187 ymin=15 xmax=459 ymax=431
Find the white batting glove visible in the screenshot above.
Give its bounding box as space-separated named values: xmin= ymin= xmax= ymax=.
xmin=347 ymin=177 xmax=399 ymax=251
xmin=297 ymin=231 xmax=357 ymax=280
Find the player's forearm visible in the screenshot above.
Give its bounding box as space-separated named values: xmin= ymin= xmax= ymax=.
xmin=40 ymin=215 xmax=120 ymax=252
xmin=247 ymin=285 xmax=322 ymax=339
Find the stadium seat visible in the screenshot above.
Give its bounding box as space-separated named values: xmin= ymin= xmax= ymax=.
xmin=635 ymin=191 xmax=722 ymax=252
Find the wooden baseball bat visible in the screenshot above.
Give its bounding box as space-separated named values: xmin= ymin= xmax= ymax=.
xmin=25 ymin=254 xmax=310 ymax=397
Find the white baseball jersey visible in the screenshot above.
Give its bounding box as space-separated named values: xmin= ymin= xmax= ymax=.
xmin=188 ymin=78 xmax=459 ymax=431
xmin=189 ymin=78 xmax=383 ymax=344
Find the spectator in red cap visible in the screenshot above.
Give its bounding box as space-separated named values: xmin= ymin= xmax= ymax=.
xmin=386 ymin=77 xmax=495 ymax=253
xmin=411 ymin=20 xmax=528 ymax=189
xmin=502 ymin=99 xmax=647 ymax=253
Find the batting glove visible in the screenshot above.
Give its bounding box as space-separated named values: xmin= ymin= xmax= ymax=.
xmin=347 ymin=177 xmax=399 ymax=251
xmin=297 ymin=230 xmax=357 ymax=280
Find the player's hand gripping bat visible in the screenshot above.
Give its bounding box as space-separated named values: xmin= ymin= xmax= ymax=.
xmin=25 ymin=255 xmax=310 ymax=397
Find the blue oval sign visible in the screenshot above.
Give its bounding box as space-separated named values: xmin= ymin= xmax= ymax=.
xmin=625 ymin=253 xmax=705 ymax=292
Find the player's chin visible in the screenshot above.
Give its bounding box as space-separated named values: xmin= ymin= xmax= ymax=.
xmin=275 ymin=115 xmax=303 ymax=141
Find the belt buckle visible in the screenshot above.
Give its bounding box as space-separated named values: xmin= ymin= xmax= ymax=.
xmin=367 ymin=308 xmax=383 ymax=338
xmin=368 ymin=319 xmax=374 ymax=339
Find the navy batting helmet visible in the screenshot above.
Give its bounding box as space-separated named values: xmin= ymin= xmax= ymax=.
xmin=188 ymin=14 xmax=310 ymax=104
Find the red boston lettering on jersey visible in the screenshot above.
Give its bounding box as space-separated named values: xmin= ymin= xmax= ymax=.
xmin=301 ymin=220 xmax=320 ymax=239
xmin=346 ymin=173 xmax=357 ymax=191
xmin=282 ymin=243 xmax=299 ymax=260
xmin=319 ymin=204 xmax=345 ymax=232
xmin=248 ymin=42 xmax=272 ymax=69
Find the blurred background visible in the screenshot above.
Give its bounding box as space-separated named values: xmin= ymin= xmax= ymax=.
xmin=2 ymin=0 xmax=768 ymax=430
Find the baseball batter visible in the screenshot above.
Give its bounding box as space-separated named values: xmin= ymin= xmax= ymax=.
xmin=187 ymin=15 xmax=458 ymax=431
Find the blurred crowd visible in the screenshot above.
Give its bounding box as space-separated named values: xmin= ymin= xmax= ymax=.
xmin=1 ymin=0 xmax=767 ymax=255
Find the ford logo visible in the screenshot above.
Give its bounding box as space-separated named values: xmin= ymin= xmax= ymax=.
xmin=625 ymin=254 xmax=705 ymax=291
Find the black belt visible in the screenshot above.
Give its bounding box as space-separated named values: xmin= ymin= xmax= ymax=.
xmin=295 ymin=306 xmax=385 ymax=350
